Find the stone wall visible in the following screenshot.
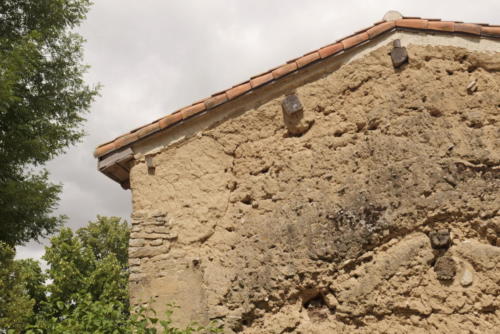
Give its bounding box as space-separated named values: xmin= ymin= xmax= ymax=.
xmin=128 ymin=43 xmax=500 ymax=333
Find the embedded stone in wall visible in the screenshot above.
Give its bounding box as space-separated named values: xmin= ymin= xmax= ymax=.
xmin=281 ymin=93 xmax=313 ymax=136
xmin=129 ymin=244 xmax=170 ymax=258
xmin=434 ymin=255 xmax=457 ymax=281
xmin=130 ymin=238 xmax=145 ymax=247
xmin=150 ymin=239 xmax=163 ymax=246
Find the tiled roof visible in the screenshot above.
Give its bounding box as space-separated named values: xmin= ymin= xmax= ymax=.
xmin=94 ymin=15 xmax=500 ymax=159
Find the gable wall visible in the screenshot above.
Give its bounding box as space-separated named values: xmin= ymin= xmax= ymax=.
xmin=131 ymin=31 xmax=500 ymax=158
xmin=128 ymin=37 xmax=500 ymax=333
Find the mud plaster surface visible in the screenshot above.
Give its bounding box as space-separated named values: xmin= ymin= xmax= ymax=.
xmin=128 ymin=43 xmax=500 ymax=333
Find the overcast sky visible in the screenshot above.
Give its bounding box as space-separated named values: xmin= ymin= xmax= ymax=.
xmin=16 ymin=0 xmax=500 ymax=261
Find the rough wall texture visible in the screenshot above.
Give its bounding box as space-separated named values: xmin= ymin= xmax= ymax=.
xmin=128 ymin=43 xmax=500 ymax=333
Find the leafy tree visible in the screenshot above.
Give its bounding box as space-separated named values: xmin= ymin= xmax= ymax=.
xmin=0 ymin=242 xmax=42 ymax=332
xmin=0 ymin=0 xmax=98 ymax=246
xmin=32 ymin=216 xmax=130 ymax=333
xmin=16 ymin=258 xmax=47 ymax=315
xmin=27 ymin=216 xmax=221 ymax=333
xmin=77 ymin=214 xmax=130 ymax=266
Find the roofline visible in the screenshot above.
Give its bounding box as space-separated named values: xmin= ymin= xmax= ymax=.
xmin=94 ymin=13 xmax=500 ymax=189
xmin=94 ymin=17 xmax=500 ymax=160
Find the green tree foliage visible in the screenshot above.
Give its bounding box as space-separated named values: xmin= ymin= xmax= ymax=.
xmin=0 ymin=242 xmax=41 ymax=332
xmin=15 ymin=258 xmax=47 ymax=315
xmin=32 ymin=216 xmax=130 ymax=333
xmin=0 ymin=0 xmax=98 ymax=246
xmin=0 ymin=216 xmax=221 ymax=333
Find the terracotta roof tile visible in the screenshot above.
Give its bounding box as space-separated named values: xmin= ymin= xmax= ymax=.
xmin=342 ymin=32 xmax=369 ymax=49
xmin=272 ymin=62 xmax=298 ymax=79
xmin=158 ymin=112 xmax=183 ymax=129
xmin=226 ymin=82 xmax=252 ymax=99
xmin=204 ymin=93 xmax=228 ymax=109
xmin=455 ymin=23 xmax=482 ymax=35
xmin=482 ymin=26 xmax=500 ymax=37
xmin=428 ymin=21 xmax=455 ymax=32
xmin=135 ymin=122 xmax=160 ymax=139
xmin=367 ymin=21 xmax=396 ymax=39
xmin=250 ymin=72 xmax=273 ymax=88
xmin=296 ymin=52 xmax=320 ymax=67
xmin=94 ymin=16 xmax=500 ymax=159
xmin=115 ymin=132 xmax=139 ymax=148
xmin=396 ymin=19 xmax=429 ymax=30
xmin=181 ymin=102 xmax=206 ymax=119
xmin=318 ymin=43 xmax=343 ymax=58
xmin=94 ymin=142 xmax=116 ymax=157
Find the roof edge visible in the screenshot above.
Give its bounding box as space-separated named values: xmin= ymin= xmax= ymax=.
xmin=94 ymin=17 xmax=500 ymax=159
